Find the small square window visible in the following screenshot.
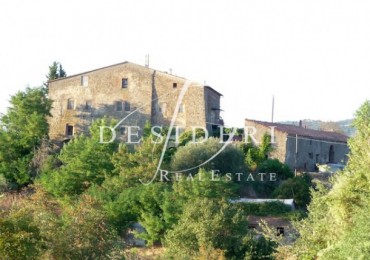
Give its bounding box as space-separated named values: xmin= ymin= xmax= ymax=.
xmin=116 ymin=101 xmax=123 ymax=111
xmin=67 ymin=99 xmax=74 ymax=110
xmin=81 ymin=76 xmax=88 ymax=87
xmin=85 ymin=100 xmax=92 ymax=110
xmin=277 ymin=227 xmax=285 ymax=236
xmin=122 ymin=78 xmax=128 ymax=88
xmin=124 ymin=102 xmax=130 ymax=112
xmin=248 ymin=224 xmax=257 ymax=230
xmin=66 ymin=124 xmax=74 ymax=136
xmin=173 ymin=82 xmax=177 ymax=88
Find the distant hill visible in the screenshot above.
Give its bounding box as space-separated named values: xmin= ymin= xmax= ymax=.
xmin=279 ymin=119 xmax=355 ymax=137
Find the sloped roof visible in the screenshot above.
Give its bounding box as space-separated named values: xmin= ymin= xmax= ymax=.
xmin=245 ymin=119 xmax=348 ymax=143
xmin=48 ymin=61 xmax=222 ymax=96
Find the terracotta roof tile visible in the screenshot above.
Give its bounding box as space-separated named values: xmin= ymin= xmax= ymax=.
xmin=245 ymin=119 xmax=348 ymax=143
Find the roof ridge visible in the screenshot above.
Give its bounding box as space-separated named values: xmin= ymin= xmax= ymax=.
xmin=245 ymin=118 xmax=348 ymax=142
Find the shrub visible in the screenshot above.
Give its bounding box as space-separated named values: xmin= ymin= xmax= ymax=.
xmin=0 ymin=208 xmax=44 ymax=260
xmin=273 ymin=174 xmax=312 ymax=208
xmin=164 ymin=198 xmax=249 ymax=259
xmin=237 ymin=201 xmax=292 ymax=216
xmin=171 ymin=137 xmax=246 ymax=174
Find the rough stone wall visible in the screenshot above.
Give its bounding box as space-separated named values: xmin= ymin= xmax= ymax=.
xmin=244 ymin=120 xmax=349 ymax=171
xmin=244 ymin=120 xmax=288 ymax=163
xmin=285 ymin=137 xmax=349 ymax=171
xmin=150 ymin=71 xmax=207 ymax=132
xmin=48 ymin=62 xmax=153 ymax=142
xmin=48 ymin=62 xmax=220 ymax=142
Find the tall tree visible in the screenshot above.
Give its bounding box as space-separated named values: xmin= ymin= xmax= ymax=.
xmin=0 ymin=87 xmax=51 ymax=188
xmin=44 ymin=61 xmax=67 ymax=87
xmin=273 ymin=101 xmax=370 ymax=259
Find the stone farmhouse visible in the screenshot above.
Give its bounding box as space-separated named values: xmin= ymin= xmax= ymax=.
xmin=245 ymin=119 xmax=349 ymax=171
xmin=48 ymin=62 xmax=223 ymax=142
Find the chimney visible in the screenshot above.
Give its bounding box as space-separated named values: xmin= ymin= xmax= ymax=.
xmin=299 ymin=120 xmax=303 ymax=127
xmin=145 ymin=55 xmax=149 ymax=68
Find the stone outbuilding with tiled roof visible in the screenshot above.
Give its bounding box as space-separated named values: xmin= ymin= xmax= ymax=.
xmin=245 ymin=119 xmax=349 ymax=171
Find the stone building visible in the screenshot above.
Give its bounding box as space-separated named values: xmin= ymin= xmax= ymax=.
xmin=245 ymin=119 xmax=349 ymax=171
xmin=48 ymin=61 xmax=223 ymax=142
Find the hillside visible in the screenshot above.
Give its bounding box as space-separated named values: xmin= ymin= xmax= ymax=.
xmin=279 ymin=119 xmax=355 ymax=136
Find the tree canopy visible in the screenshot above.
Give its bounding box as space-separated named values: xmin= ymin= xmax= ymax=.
xmin=0 ymin=87 xmax=51 ymax=188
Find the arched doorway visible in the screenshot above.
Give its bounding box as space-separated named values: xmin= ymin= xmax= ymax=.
xmin=329 ymin=145 xmax=335 ymax=163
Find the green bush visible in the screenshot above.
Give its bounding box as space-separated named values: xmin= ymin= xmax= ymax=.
xmin=0 ymin=187 xmax=123 ymax=260
xmin=0 ymin=209 xmax=44 ymax=260
xmin=273 ymin=174 xmax=312 ymax=208
xmin=171 ymin=137 xmax=246 ymax=174
xmin=244 ymin=159 xmax=294 ymax=197
xmin=257 ymin=159 xmax=294 ymax=180
xmin=39 ymin=119 xmax=118 ymax=197
xmin=164 ymin=198 xmax=249 ymax=259
xmin=237 ymin=201 xmax=292 ymax=216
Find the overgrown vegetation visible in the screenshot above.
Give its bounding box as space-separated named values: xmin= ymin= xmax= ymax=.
xmin=268 ymin=101 xmax=370 ymax=259
xmin=5 ymin=62 xmax=370 ymax=259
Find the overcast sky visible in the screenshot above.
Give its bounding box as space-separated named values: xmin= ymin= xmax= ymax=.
xmin=1 ymin=0 xmax=369 ymax=127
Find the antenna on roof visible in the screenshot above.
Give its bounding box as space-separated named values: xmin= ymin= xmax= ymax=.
xmin=271 ymin=95 xmax=275 ymax=123
xmin=145 ymin=55 xmax=149 ymax=68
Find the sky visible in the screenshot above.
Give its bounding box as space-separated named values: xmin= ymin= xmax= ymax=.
xmin=0 ymin=0 xmax=370 ymax=127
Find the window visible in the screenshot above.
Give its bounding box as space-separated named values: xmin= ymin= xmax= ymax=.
xmin=116 ymin=101 xmax=123 ymax=111
xmin=120 ymin=126 xmax=126 ymax=135
xmin=329 ymin=145 xmax=335 ymax=163
xmin=67 ymin=99 xmax=74 ymax=110
xmin=178 ymin=104 xmax=184 ymax=113
xmin=173 ymin=82 xmax=177 ymax=88
xmin=309 ymin=152 xmax=313 ymax=159
xmin=81 ymin=76 xmax=88 ymax=86
xmin=122 ymin=78 xmax=128 ymax=88
xmin=66 ymin=124 xmax=74 ymax=136
xmin=124 ymin=102 xmax=130 ymax=112
xmin=248 ymin=224 xmax=257 ymax=230
xmin=277 ymin=227 xmax=285 ymax=236
xmin=85 ymin=100 xmax=92 ymax=110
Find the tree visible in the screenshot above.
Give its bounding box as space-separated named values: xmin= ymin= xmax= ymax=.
xmin=0 ymin=87 xmax=51 ymax=188
xmin=44 ymin=61 xmax=67 ymax=87
xmin=0 ymin=186 xmax=123 ymax=259
xmin=273 ymin=174 xmax=312 ymax=208
xmin=243 ymin=133 xmax=273 ymax=171
xmin=170 ymin=137 xmax=246 ymax=175
xmin=277 ymin=101 xmax=370 ymax=258
xmin=0 ymin=208 xmax=44 ymax=260
xmin=39 ymin=118 xmax=118 ymax=197
xmin=164 ymin=198 xmax=249 ymax=259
